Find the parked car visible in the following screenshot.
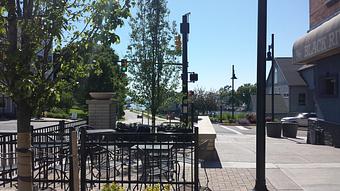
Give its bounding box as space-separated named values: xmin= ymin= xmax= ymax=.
xmin=281 ymin=113 xmax=317 ymax=126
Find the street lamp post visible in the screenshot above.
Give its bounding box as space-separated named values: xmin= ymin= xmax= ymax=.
xmin=267 ymin=34 xmax=275 ymax=121
xmin=231 ymin=65 xmax=237 ymax=120
xmin=254 ymin=0 xmax=268 ymax=190
xmin=220 ymin=104 xmax=223 ymax=123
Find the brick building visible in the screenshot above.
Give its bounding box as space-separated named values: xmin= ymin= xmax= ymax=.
xmin=293 ymin=0 xmax=340 ymax=123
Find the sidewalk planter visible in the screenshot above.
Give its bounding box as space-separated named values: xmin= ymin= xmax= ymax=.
xmin=266 ymin=122 xmax=282 ymax=138
xmin=282 ymin=122 xmax=298 ymax=138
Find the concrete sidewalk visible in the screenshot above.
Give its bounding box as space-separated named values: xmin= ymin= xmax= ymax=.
xmin=202 ymin=128 xmax=340 ymax=191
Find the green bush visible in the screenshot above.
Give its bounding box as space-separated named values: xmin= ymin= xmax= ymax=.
xmin=69 ymin=108 xmax=88 ymax=119
xmin=45 ymin=107 xmax=87 ymax=119
xmin=45 ymin=111 xmax=69 ymax=119
xmin=209 ymin=112 xmax=254 ymax=124
xmin=145 ymin=184 xmax=170 ymax=191
xmin=101 ymin=183 xmax=124 ymax=191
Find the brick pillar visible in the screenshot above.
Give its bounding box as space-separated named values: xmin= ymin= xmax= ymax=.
xmin=86 ymin=99 xmax=118 ymax=129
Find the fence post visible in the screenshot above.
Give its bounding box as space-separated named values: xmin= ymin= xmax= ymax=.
xmin=59 ymin=120 xmax=65 ymax=140
xmin=69 ymin=127 xmax=74 ymax=191
xmin=194 ymin=126 xmax=199 ymax=191
xmin=69 ymin=127 xmax=80 ymax=191
xmin=30 ymin=125 xmax=34 ymax=185
xmin=80 ymin=127 xmax=86 ymax=191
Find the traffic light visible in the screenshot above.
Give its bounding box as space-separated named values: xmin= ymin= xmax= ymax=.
xmin=175 ymin=35 xmax=181 ymax=51
xmin=121 ymin=59 xmax=128 ymax=73
xmin=189 ymin=72 xmax=198 ymax=82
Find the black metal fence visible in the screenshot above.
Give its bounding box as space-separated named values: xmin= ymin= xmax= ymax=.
xmin=0 ymin=132 xmax=17 ymax=187
xmin=80 ymin=127 xmax=199 ymax=191
xmin=1 ymin=121 xmax=199 ymax=191
xmin=0 ymin=119 xmax=87 ymax=190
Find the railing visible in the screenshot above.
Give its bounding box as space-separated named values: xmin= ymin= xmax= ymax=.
xmin=1 ymin=120 xmax=199 ymax=190
xmin=80 ymin=127 xmax=199 ymax=191
xmin=33 ymin=119 xmax=87 ymax=134
xmin=0 ymin=119 xmax=87 ymax=190
xmin=0 ymin=132 xmax=17 ymax=187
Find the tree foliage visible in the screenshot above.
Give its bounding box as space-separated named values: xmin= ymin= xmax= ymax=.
xmin=0 ymin=0 xmax=130 ymax=190
xmin=73 ymin=44 xmax=128 ymax=119
xmin=192 ymin=88 xmax=219 ymax=115
xmin=127 ymin=0 xmax=180 ymax=126
xmin=235 ymin=83 xmax=256 ymax=111
xmin=0 ymin=0 xmax=130 ymax=121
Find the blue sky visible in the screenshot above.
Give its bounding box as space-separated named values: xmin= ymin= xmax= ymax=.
xmin=114 ymin=0 xmax=309 ymax=90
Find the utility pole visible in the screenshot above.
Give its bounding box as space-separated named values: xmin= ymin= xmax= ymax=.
xmin=270 ymin=34 xmax=275 ymax=121
xmin=231 ymin=65 xmax=237 ymax=120
xmin=181 ymin=13 xmax=190 ymax=128
xmin=254 ymin=0 xmax=268 ymax=190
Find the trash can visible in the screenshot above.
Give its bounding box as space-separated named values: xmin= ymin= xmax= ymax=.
xmin=266 ymin=122 xmax=282 ymax=138
xmin=282 ymin=122 xmax=298 ymax=138
xmin=309 ymin=127 xmax=324 ymax=145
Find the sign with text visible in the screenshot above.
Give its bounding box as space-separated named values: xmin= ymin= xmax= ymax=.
xmin=293 ymin=14 xmax=340 ymax=64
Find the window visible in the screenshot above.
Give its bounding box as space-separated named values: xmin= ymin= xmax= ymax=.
xmin=298 ymin=93 xmax=306 ymax=105
xmin=319 ymin=75 xmax=338 ymax=97
xmin=325 ymin=0 xmax=339 ymax=6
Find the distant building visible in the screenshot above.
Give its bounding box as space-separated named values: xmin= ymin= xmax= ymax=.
xmin=250 ymin=57 xmax=314 ymax=117
xmin=266 ymin=57 xmax=314 ymax=115
xmin=0 ymin=94 xmax=16 ymax=118
xmin=293 ymin=0 xmax=340 ymax=123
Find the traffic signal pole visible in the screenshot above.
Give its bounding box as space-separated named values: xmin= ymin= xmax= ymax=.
xmin=181 ymin=13 xmax=190 ymax=127
xmin=254 ymin=0 xmax=268 ymax=190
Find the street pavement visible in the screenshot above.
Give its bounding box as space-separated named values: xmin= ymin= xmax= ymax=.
xmin=120 ymin=110 xmax=178 ymax=125
xmin=0 ymin=118 xmax=66 ymax=132
xmin=203 ymin=123 xmax=340 ymax=191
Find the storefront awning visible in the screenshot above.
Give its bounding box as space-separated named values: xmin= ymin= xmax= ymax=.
xmin=293 ymin=14 xmax=340 ymax=64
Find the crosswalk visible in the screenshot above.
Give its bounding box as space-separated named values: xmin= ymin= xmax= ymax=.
xmin=219 ymin=125 xmax=251 ymax=135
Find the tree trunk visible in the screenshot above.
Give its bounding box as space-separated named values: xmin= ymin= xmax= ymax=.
xmin=16 ymin=104 xmax=33 ymax=191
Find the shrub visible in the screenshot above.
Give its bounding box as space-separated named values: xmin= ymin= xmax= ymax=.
xmin=238 ymin=118 xmax=250 ymax=126
xmin=45 ymin=107 xmax=69 ymax=119
xmin=101 ymin=183 xmax=124 ymax=191
xmin=145 ymin=184 xmax=170 ymax=191
xmin=101 ymin=183 xmax=170 ymax=191
xmin=265 ymin=116 xmax=272 ymax=122
xmin=246 ymin=113 xmax=256 ymax=124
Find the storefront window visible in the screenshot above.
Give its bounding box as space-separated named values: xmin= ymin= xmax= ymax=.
xmin=319 ymin=75 xmax=338 ymax=97
xmin=298 ymin=93 xmax=306 ymax=105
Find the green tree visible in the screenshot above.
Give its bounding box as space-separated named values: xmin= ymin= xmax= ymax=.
xmin=0 ymin=1 xmax=130 ymax=190
xmin=218 ymin=85 xmax=231 ymax=107
xmin=235 ymin=83 xmax=257 ymax=111
xmin=73 ymin=44 xmax=128 ymax=119
xmin=193 ymin=88 xmax=219 ymax=115
xmin=127 ymin=0 xmax=180 ymax=127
